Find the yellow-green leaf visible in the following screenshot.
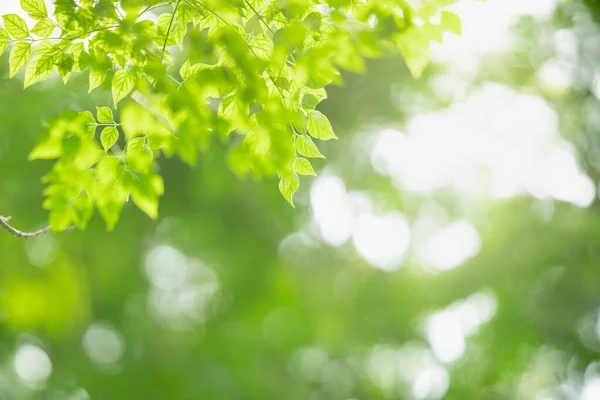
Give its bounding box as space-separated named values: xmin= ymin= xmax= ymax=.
xmin=30 ymin=19 xmax=55 ymax=38
xmin=97 ymin=106 xmax=114 ymax=123
xmin=23 ymin=53 xmax=54 ymax=88
xmin=112 ymin=70 xmax=136 ymax=107
xmin=3 ymin=14 xmax=29 ymax=39
xmin=28 ymin=134 xmax=62 ymax=160
xmin=0 ymin=27 xmax=9 ymax=56
xmin=89 ymin=67 xmax=105 ymax=93
xmin=56 ymin=53 xmax=73 ymax=83
xmin=279 ymin=172 xmax=299 ymax=207
xmin=307 ymin=110 xmax=337 ymax=140
xmin=127 ymin=137 xmax=146 ymax=153
xmin=20 ymin=0 xmax=48 ymax=16
xmin=100 ymin=126 xmax=119 ymax=151
xmin=295 ymin=135 xmax=324 ymax=158
xmin=131 ymin=174 xmax=161 ymax=220
xmin=0 ymin=27 xmax=9 ymax=41
xmin=440 ymin=11 xmax=461 ymax=36
xmin=180 ymin=59 xmax=191 ymax=80
xmin=9 ymin=41 xmax=31 ymax=78
xmin=294 ymin=157 xmax=316 ymax=176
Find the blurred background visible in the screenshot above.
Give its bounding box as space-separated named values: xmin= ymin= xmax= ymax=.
xmin=3 ymin=0 xmax=600 ymax=398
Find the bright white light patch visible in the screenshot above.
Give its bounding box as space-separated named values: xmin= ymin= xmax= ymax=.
xmin=431 ymin=0 xmax=557 ymax=65
xmin=373 ymin=83 xmax=595 ymax=208
xmin=14 ymin=344 xmax=52 ymax=383
xmin=412 ymin=363 xmax=450 ymax=400
xmin=366 ymin=344 xmax=449 ymax=399
xmin=582 ymin=377 xmax=600 ymax=400
xmin=424 ymin=221 xmax=481 ymax=271
xmin=426 ymin=310 xmax=466 ymax=363
xmin=145 ymin=247 xmax=219 ymax=327
xmin=352 ymin=213 xmax=410 ymax=272
xmin=425 ymin=291 xmax=497 ymax=364
xmin=82 ymin=323 xmax=125 ymax=365
xmin=537 ymin=59 xmax=573 ymax=94
xmin=145 ymin=245 xmax=189 ymax=290
xmin=310 ymin=176 xmax=354 ymax=247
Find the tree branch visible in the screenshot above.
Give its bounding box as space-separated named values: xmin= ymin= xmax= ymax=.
xmin=0 ymin=216 xmax=75 ymax=239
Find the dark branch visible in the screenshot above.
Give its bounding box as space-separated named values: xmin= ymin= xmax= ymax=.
xmin=0 ymin=216 xmax=75 ymax=239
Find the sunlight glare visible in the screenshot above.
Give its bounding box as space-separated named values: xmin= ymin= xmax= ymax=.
xmin=82 ymin=322 xmax=125 ymax=366
xmin=422 ymin=220 xmax=481 ymax=271
xmin=352 ymin=213 xmax=410 ymax=272
xmin=310 ymin=176 xmax=354 ymax=247
xmin=14 ymin=344 xmax=52 ymax=383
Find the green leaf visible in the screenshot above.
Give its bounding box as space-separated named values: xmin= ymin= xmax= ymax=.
xmin=97 ymin=106 xmax=114 ymax=123
xmin=89 ymin=67 xmax=106 ymax=93
xmin=56 ymin=53 xmax=74 ymax=83
xmin=243 ymin=129 xmax=270 ymax=155
xmin=127 ymin=137 xmax=146 ymax=153
xmin=112 ymin=70 xmax=136 ymax=107
xmin=279 ymin=172 xmax=299 ymax=207
xmin=295 ymin=135 xmax=324 ymax=158
xmin=100 ymin=126 xmax=119 ymax=151
xmin=3 ymin=14 xmax=29 ymax=39
xmin=97 ymin=195 xmax=123 ymax=232
xmin=70 ymin=42 xmax=89 ymax=72
xmin=73 ymin=140 xmax=103 ymax=169
xmin=29 ymin=134 xmax=62 ymax=160
xmin=9 ymin=41 xmax=31 ymax=78
xmin=0 ymin=28 xmax=9 ymax=56
xmin=30 ymin=19 xmax=55 ymax=38
xmin=180 ymin=59 xmax=191 ymax=80
xmin=0 ymin=27 xmax=10 ymax=41
xmin=20 ymin=0 xmax=47 ymax=16
xmin=440 ymin=11 xmax=461 ymax=36
xmin=307 ymin=110 xmax=337 ymax=140
xmin=95 ymin=156 xmax=120 ymax=184
xmin=120 ymin=103 xmax=171 ymax=141
xmin=24 ymin=53 xmax=54 ymax=88
xmin=294 ymin=157 xmax=316 ymax=176
xmin=0 ymin=27 xmax=8 ymax=57
xmin=72 ymin=195 xmax=94 ymax=229
xmin=79 ymin=110 xmax=97 ymax=137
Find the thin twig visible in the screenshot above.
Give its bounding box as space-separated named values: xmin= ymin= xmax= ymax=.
xmin=0 ymin=216 xmax=75 ymax=239
xmin=162 ymin=0 xmax=183 ymax=62
xmin=244 ymin=0 xmax=275 ymax=34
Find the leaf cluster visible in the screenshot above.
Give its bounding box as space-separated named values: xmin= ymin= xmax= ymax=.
xmin=1 ymin=0 xmax=461 ymax=230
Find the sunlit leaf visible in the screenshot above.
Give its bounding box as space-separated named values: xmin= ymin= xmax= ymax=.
xmin=30 ymin=19 xmax=55 ymax=38
xmin=100 ymin=126 xmax=119 ymax=151
xmin=112 ymin=70 xmax=136 ymax=107
xmin=23 ymin=53 xmax=54 ymax=88
xmin=0 ymin=28 xmax=10 ymax=56
xmin=295 ymin=135 xmax=324 ymax=158
xmin=2 ymin=14 xmax=29 ymax=39
xmin=89 ymin=67 xmax=106 ymax=93
xmin=294 ymin=157 xmax=316 ymax=176
xmin=20 ymin=0 xmax=47 ymax=17
xmin=279 ymin=172 xmax=299 ymax=207
xmin=440 ymin=11 xmax=461 ymax=35
xmin=307 ymin=110 xmax=337 ymax=140
xmin=97 ymin=106 xmax=114 ymax=124
xmin=9 ymin=41 xmax=31 ymax=78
